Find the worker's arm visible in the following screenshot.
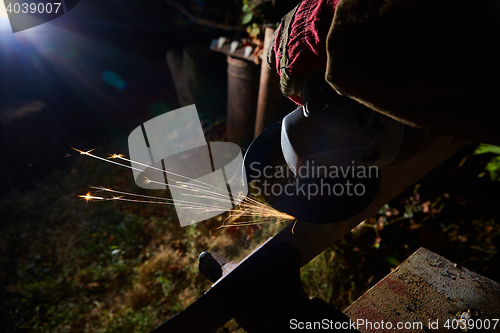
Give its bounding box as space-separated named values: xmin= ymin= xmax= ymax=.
xmin=269 ymin=0 xmax=500 ymax=145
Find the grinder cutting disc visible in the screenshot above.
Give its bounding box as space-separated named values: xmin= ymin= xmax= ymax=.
xmin=243 ymin=120 xmax=381 ymax=224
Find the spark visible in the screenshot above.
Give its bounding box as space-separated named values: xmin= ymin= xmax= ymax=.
xmin=72 ymin=147 xmax=228 ymax=196
xmin=214 ymin=194 xmax=295 ymax=229
xmin=90 ymin=185 xmax=227 ymax=209
xmin=72 ymin=147 xmax=96 ymax=155
xmin=111 ymin=153 xmax=229 ymax=195
xmin=79 ymin=192 xmax=104 ymax=201
xmin=71 ymin=147 xmax=144 ymax=173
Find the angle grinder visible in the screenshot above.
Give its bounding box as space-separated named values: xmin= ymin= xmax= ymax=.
xmin=243 ymin=76 xmax=456 ymax=223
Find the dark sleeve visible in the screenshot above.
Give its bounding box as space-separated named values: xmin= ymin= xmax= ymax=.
xmin=326 ymin=0 xmax=500 ymax=145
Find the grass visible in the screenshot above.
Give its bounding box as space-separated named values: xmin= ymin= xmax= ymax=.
xmin=1 ymin=139 xmax=499 ymax=332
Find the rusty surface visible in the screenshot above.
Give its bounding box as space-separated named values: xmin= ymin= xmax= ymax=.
xmin=227 ymin=56 xmax=260 ymax=147
xmin=344 ymin=247 xmax=500 ymax=332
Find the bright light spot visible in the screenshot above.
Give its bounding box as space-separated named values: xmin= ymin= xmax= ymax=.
xmin=0 ymin=2 xmax=11 ymax=32
xmin=0 ymin=2 xmax=8 ymax=18
xmin=79 ymin=192 xmax=104 ymax=201
xmin=71 ymin=147 xmax=97 ymax=156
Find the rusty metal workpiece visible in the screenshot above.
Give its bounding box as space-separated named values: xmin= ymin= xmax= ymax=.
xmin=344 ymin=247 xmax=500 ymax=333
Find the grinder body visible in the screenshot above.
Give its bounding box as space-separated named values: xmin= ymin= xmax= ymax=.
xmin=244 ymin=78 xmax=456 ymax=223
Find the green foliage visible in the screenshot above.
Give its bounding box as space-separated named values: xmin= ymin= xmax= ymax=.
xmin=474 ymin=144 xmax=500 ymax=180
xmin=485 ymin=156 xmax=500 ymax=180
xmin=474 ymin=144 xmax=500 ymax=155
xmin=240 ymin=0 xmax=280 ymax=39
xmin=301 ymin=246 xmax=358 ymax=306
xmin=241 ymin=11 xmax=253 ymax=25
xmin=93 ymin=307 xmax=157 ymax=333
xmin=241 ymin=0 xmax=257 ymax=25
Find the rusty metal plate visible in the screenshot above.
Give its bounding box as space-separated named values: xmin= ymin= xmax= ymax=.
xmin=344 ymin=247 xmax=500 ymax=332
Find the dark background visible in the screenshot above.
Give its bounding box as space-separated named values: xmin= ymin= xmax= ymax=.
xmin=0 ymin=0 xmax=243 ymax=195
xmin=0 ymin=0 xmax=301 ymax=196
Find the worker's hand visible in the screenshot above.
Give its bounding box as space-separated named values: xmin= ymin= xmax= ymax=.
xmin=267 ymin=0 xmax=338 ymax=105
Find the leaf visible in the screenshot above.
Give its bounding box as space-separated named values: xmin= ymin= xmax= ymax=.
xmin=242 ymin=12 xmax=253 ymax=25
xmin=474 ymin=144 xmax=500 ymax=155
xmin=485 ymin=156 xmax=500 ymax=181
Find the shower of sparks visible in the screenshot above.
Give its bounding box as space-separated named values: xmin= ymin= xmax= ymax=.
xmin=106 ymin=149 xmax=229 ymax=195
xmin=75 ymin=148 xmax=295 ymax=227
xmin=215 ymin=193 xmax=295 ymax=229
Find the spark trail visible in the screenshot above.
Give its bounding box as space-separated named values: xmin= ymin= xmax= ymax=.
xmin=75 ymin=148 xmax=295 ymax=227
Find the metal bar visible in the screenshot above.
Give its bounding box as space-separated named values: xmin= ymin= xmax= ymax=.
xmin=150 ymin=286 xmax=236 ymax=333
